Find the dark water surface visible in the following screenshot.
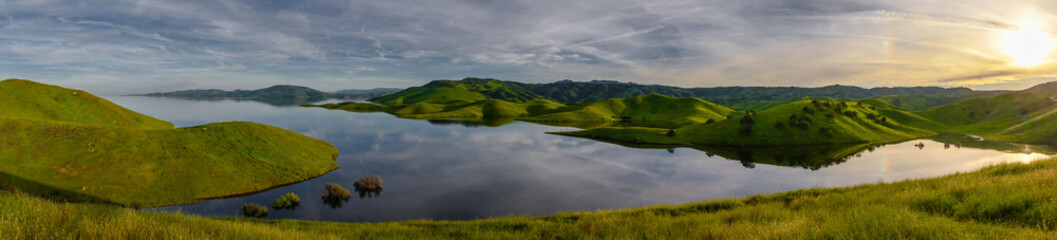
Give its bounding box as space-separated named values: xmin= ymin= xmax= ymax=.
xmin=103 ymin=96 xmax=1056 ymax=222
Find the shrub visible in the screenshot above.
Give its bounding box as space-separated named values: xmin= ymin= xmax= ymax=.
xmin=666 ymin=129 xmax=676 ymax=137
xmin=322 ymin=183 xmax=351 ymax=200
xmin=825 ymin=112 xmax=835 ymax=118
xmin=775 ymin=120 xmax=785 ymax=128
xmin=739 ymin=114 xmax=755 ymax=124
xmin=272 ymin=199 xmax=291 ymax=209
xmin=800 ymin=114 xmax=812 ymax=122
xmin=705 ymin=118 xmax=716 ymax=124
xmin=241 ymin=203 xmax=267 ymax=218
xmin=739 ymin=124 xmax=753 ymax=134
xmin=272 ymin=192 xmax=300 ymax=209
xmin=843 ymin=111 xmax=858 ymax=117
xmin=354 ymin=174 xmax=384 ymax=191
xmin=819 ymin=126 xmax=835 ymax=137
xmin=802 ymin=106 xmax=815 ymax=114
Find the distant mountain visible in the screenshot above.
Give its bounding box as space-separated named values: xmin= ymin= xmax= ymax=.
xmin=1023 ymin=81 xmax=1057 ymax=97
xmin=137 ymin=85 xmax=402 ymax=106
xmin=332 ymin=88 xmax=402 ymax=96
xmin=371 ymin=77 xmax=998 ymax=107
xmin=140 ymin=85 xmax=329 ymax=99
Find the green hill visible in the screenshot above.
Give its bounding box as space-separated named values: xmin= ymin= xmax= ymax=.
xmin=0 ymin=79 xmax=340 ymax=207
xmin=871 ymin=93 xmax=992 ymax=110
xmin=371 ymin=77 xmax=989 ymax=107
xmin=0 ymin=79 xmax=173 ymax=129
xmin=1023 ymin=81 xmax=1057 ymax=97
xmin=903 ymin=92 xmax=1056 ymax=134
xmin=370 ymin=78 xmax=544 ymax=105
xmin=522 ymin=94 xmax=735 ymax=129
xmin=557 ymin=100 xmax=935 ymax=145
xmin=316 ymin=93 xmax=733 ymax=129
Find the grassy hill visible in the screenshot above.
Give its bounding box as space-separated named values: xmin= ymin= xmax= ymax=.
xmin=0 ymin=79 xmax=174 ymax=129
xmin=4 ymin=157 xmax=1057 ymax=238
xmin=522 ymin=94 xmax=735 ymax=129
xmin=889 ymin=92 xmax=1057 ymax=139
xmin=1023 ymin=81 xmax=1057 ymax=97
xmin=871 ymin=93 xmax=992 ymax=110
xmin=0 ymin=79 xmax=340 ymax=207
xmin=370 ymin=78 xmax=544 ymax=105
xmin=324 ymin=79 xmax=1057 ymax=146
xmin=558 ymin=100 xmax=935 ymax=145
xmin=371 ymin=77 xmax=990 ymax=107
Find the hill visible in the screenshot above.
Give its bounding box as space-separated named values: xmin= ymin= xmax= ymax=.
xmin=508 ymin=79 xmax=694 ymax=104
xmin=0 ymin=79 xmax=340 ymax=207
xmin=137 ymin=85 xmax=401 ymax=106
xmin=556 ymin=100 xmax=935 ymax=145
xmin=332 ymin=88 xmax=402 ymax=98
xmin=371 ymin=77 xmax=991 ymax=107
xmin=522 ymin=94 xmax=735 ymax=129
xmin=370 ymin=78 xmax=545 ymax=105
xmin=870 ymin=93 xmax=993 ymax=110
xmin=1023 ymin=81 xmax=1057 ymax=97
xmin=141 ymin=85 xmax=330 ymax=99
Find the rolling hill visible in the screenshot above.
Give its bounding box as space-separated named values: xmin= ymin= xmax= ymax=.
xmin=322 ymin=78 xmax=1057 ymax=146
xmin=522 ymin=94 xmax=735 ymax=129
xmin=556 ymin=100 xmax=935 ymax=145
xmin=371 ymin=77 xmax=992 ymax=107
xmin=0 ymin=79 xmax=340 ymax=207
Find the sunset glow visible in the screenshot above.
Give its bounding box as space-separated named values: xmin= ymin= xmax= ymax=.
xmin=1002 ymin=23 xmax=1055 ymax=67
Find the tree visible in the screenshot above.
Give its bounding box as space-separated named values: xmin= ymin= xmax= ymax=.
xmin=241 ymin=203 xmax=268 ymax=218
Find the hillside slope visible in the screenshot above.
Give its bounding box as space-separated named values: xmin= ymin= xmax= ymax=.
xmin=0 ymin=79 xmax=173 ymax=129
xmin=0 ymin=79 xmax=340 ymax=207
xmin=557 ymin=100 xmax=935 ymax=145
xmin=522 ymin=94 xmax=735 ymax=129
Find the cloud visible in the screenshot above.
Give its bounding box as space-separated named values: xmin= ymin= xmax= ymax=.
xmin=1 ymin=0 xmax=1057 ymax=94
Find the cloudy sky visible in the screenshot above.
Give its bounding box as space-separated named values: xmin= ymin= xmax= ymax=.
xmin=2 ymin=0 xmax=1056 ymax=94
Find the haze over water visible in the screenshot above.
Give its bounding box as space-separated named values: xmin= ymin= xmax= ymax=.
xmin=108 ymin=96 xmax=1054 ymax=222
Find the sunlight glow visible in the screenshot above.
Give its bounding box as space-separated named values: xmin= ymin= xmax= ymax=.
xmin=1001 ymin=23 xmax=1055 ymax=67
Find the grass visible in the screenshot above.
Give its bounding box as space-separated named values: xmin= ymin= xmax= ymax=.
xmin=522 ymin=94 xmax=735 ymax=129
xmin=4 ymin=157 xmax=1057 ymax=239
xmin=559 ymin=100 xmax=935 ymax=145
xmin=0 ymin=79 xmax=340 ymax=207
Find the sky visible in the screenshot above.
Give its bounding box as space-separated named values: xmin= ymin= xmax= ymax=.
xmin=2 ymin=0 xmax=1057 ymax=95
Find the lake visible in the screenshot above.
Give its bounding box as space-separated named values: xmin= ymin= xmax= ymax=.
xmin=104 ymin=96 xmax=1056 ymax=222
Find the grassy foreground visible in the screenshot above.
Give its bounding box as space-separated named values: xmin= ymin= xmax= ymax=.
xmin=4 ymin=158 xmax=1057 ymax=239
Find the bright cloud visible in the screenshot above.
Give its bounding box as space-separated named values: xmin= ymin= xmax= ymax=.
xmin=1 ymin=0 xmax=1056 ymax=94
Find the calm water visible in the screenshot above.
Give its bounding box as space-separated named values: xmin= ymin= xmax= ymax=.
xmin=104 ymin=96 xmax=1056 ymax=222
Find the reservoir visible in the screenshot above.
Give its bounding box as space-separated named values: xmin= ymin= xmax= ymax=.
xmin=105 ymin=96 xmax=1056 ymax=222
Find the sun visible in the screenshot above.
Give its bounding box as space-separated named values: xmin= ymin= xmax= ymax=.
xmin=1001 ymin=23 xmax=1055 ymax=67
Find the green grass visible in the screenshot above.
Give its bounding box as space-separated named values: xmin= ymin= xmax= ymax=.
xmin=5 ymin=157 xmax=1057 ymax=239
xmin=872 ymin=94 xmax=990 ymax=110
xmin=523 ymin=94 xmax=735 ymax=129
xmin=560 ymin=100 xmax=935 ymax=145
xmin=0 ymin=79 xmax=340 ymax=207
xmin=0 ymin=79 xmax=173 ymax=129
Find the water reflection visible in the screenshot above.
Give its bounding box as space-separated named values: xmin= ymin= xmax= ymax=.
xmin=102 ymin=96 xmax=1057 ymax=223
